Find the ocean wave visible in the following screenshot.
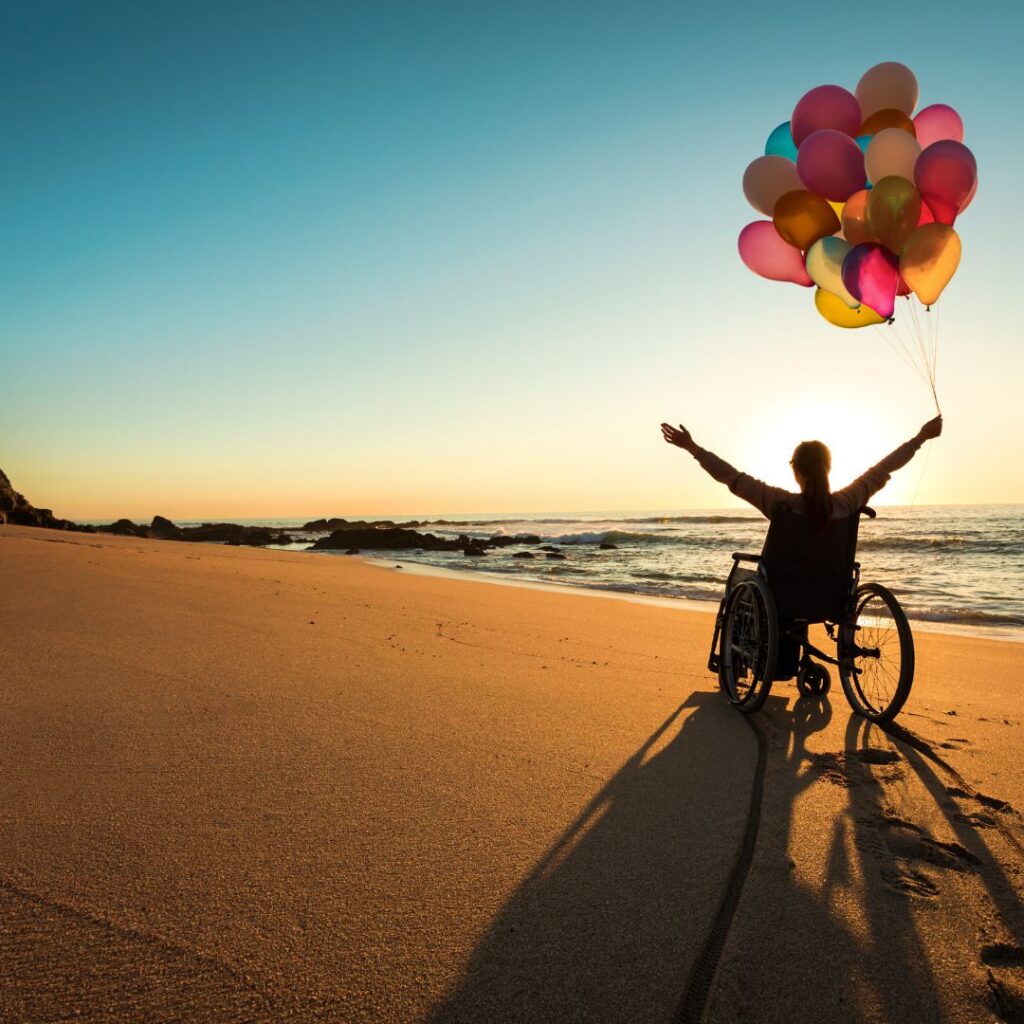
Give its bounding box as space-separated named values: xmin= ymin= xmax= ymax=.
xmin=546 ymin=530 xmax=750 ymax=547
xmin=859 ymin=535 xmax=1023 ymax=554
xmin=619 ymin=514 xmax=760 ymax=524
xmin=423 ymin=517 xmax=582 ymax=527
xmin=630 ymin=569 xmax=723 ymax=584
xmin=902 ymin=607 xmax=1024 ymax=628
xmin=420 ymin=514 xmax=766 ymax=529
xmin=567 ymin=580 xmax=725 ymax=602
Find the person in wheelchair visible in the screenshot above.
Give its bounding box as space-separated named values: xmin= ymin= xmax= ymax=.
xmin=659 ymin=415 xmax=942 ymax=720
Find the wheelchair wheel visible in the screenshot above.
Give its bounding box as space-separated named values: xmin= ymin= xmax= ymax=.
xmin=839 ymin=583 xmax=914 ymax=722
xmin=719 ymin=578 xmax=778 ymax=713
xmin=797 ymin=662 xmax=831 ymax=697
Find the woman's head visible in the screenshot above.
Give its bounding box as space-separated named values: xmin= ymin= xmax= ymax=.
xmin=790 ymin=440 xmax=831 ymax=487
xmin=790 ymin=440 xmax=832 ymax=529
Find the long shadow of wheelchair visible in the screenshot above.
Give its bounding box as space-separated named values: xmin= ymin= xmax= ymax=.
xmin=425 ymin=680 xmax=1024 ymax=1023
xmin=709 ymin=689 xmax=1024 ymax=1022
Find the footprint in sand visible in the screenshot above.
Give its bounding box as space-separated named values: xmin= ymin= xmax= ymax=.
xmin=955 ymin=811 xmax=999 ymax=830
xmin=811 ymin=748 xmax=903 ymax=787
xmin=881 ymin=865 xmax=941 ymax=898
xmin=875 ymin=814 xmax=981 ymax=873
xmin=981 ymin=943 xmax=1024 ymax=968
xmin=856 ymin=748 xmax=901 ymax=765
xmin=858 ymin=813 xmax=980 ymax=898
xmin=946 ymin=786 xmax=1015 ymax=815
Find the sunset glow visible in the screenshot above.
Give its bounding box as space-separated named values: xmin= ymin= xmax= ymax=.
xmin=2 ymin=3 xmax=1021 ymax=519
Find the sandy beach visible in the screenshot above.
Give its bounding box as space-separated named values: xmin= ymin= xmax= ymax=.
xmin=1 ymin=525 xmax=1022 ymax=1023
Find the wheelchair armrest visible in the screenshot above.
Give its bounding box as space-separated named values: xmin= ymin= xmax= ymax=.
xmin=731 ymin=552 xmax=762 ymax=563
xmin=859 ymin=506 xmax=877 ymax=519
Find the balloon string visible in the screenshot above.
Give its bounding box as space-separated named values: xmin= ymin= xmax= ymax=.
xmin=921 ymin=299 xmax=941 ymax=414
xmin=909 ymin=432 xmax=933 ymax=507
xmin=885 ymin=327 xmax=929 ymax=388
xmin=892 ymin=302 xmax=924 ymax=377
xmin=887 ymin=307 xmax=932 ymax=390
xmin=883 ymin=295 xmax=942 ymax=413
xmin=908 ymin=298 xmax=931 ymax=386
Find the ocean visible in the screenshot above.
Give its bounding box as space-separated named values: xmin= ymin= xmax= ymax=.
xmin=233 ymin=504 xmax=1024 ymax=642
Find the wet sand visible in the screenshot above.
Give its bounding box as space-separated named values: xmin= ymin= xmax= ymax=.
xmin=1 ymin=525 xmax=1021 ymax=1022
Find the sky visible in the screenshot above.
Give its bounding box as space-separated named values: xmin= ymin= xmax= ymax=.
xmin=2 ymin=1 xmax=1021 ymax=520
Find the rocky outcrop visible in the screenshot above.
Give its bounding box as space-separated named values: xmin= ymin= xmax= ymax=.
xmin=0 ymin=467 xmax=82 ymax=531
xmin=181 ymin=523 xmax=295 ymax=546
xmin=311 ymin=527 xmax=542 ymax=555
xmin=94 ymin=516 xmax=294 ymax=546
xmin=301 ymin=517 xmax=407 ymax=533
xmin=1 ymin=468 xmax=554 ymax=557
xmin=98 ymin=518 xmax=150 ymax=537
xmin=311 ymin=527 xmax=458 ymax=552
xmin=150 ymin=515 xmax=184 ymax=540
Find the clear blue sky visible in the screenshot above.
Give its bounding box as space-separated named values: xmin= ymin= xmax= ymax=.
xmin=2 ymin=1 xmax=1020 ymax=518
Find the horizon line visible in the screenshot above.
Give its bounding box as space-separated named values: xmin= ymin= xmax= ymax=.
xmin=64 ymin=500 xmax=1024 ymax=524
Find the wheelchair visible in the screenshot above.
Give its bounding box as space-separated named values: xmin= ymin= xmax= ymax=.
xmin=707 ymin=507 xmax=914 ymax=722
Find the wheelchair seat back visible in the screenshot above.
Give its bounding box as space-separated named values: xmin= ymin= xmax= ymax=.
xmin=760 ymin=509 xmax=861 ymax=622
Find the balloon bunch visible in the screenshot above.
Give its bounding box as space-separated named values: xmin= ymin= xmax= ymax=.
xmin=738 ymin=62 xmax=977 ymax=408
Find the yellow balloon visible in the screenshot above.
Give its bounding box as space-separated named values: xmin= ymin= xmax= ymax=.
xmin=814 ymin=288 xmax=887 ymax=329
xmin=806 ymin=237 xmax=859 ymax=307
xmin=900 ymin=224 xmax=961 ymax=306
xmin=828 ymin=200 xmax=845 ymax=220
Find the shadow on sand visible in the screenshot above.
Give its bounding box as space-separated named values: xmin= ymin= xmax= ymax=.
xmin=426 ymin=683 xmax=1024 ymax=1023
xmin=425 ymin=690 xmax=756 ymax=1024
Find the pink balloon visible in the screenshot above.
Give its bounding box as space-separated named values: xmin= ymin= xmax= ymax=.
xmin=914 ymin=140 xmax=977 ymax=224
xmin=917 ymin=200 xmax=935 ymax=227
xmin=796 ymin=130 xmax=867 ymax=202
xmin=738 ymin=221 xmax=813 ymax=287
xmin=791 ymin=85 xmax=862 ymax=146
xmin=913 ymin=104 xmax=964 ymax=150
xmin=841 ymin=243 xmax=899 ymax=319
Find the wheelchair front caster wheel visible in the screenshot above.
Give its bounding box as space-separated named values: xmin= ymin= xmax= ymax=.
xmin=797 ymin=663 xmax=831 ymax=697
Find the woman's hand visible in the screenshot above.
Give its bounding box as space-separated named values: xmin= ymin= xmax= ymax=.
xmin=917 ymin=415 xmax=943 ymax=442
xmin=661 ymin=422 xmax=695 ymax=452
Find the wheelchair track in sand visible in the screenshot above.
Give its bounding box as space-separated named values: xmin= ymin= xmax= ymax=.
xmin=674 ymin=715 xmax=769 ymax=1023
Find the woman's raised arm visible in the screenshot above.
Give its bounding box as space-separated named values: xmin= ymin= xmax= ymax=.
xmin=834 ymin=415 xmax=943 ymax=512
xmin=660 ymin=422 xmax=791 ymax=519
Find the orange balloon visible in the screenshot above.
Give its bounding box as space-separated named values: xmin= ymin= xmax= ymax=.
xmin=841 ymin=189 xmax=876 ymax=246
xmin=772 ymin=190 xmax=841 ymax=251
xmin=900 ymin=224 xmax=961 ymax=306
xmin=859 ymin=108 xmax=917 ymax=137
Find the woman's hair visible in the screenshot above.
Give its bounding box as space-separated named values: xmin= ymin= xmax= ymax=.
xmin=791 ymin=440 xmax=833 ymax=530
